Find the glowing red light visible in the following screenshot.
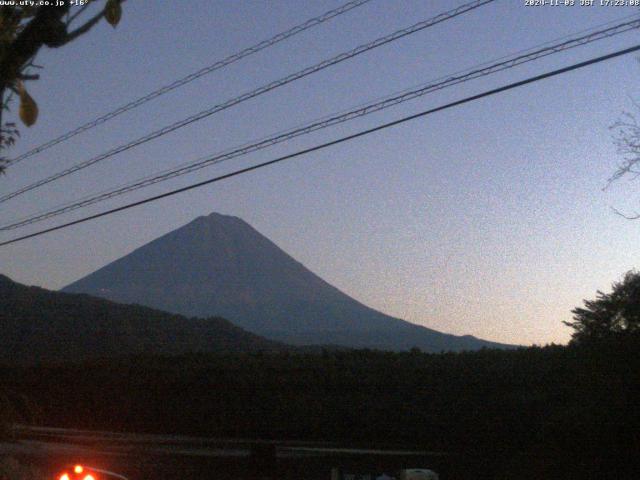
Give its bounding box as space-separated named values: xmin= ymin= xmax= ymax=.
xmin=74 ymin=465 xmax=84 ymax=474
xmin=59 ymin=474 xmax=70 ymax=480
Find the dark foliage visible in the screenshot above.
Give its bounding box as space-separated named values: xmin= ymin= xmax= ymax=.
xmin=0 ymin=274 xmax=283 ymax=363
xmin=1 ymin=342 xmax=638 ymax=479
xmin=565 ymin=270 xmax=640 ymax=344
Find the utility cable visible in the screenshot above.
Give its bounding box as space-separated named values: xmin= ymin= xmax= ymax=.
xmin=4 ymin=0 xmax=374 ymax=167
xmin=2 ymin=16 xmax=638 ymax=231
xmin=0 ymin=0 xmax=495 ymax=205
xmin=1 ymin=43 xmax=638 ymax=247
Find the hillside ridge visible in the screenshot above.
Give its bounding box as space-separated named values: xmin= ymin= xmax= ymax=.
xmin=1 ymin=274 xmax=283 ymax=363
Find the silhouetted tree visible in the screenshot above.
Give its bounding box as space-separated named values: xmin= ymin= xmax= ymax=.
xmin=0 ymin=1 xmax=124 ymax=173
xmin=564 ymin=270 xmax=640 ymax=344
xmin=607 ymin=102 xmax=640 ymax=218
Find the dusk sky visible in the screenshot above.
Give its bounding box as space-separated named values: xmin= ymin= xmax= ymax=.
xmin=2 ymin=0 xmax=640 ymax=346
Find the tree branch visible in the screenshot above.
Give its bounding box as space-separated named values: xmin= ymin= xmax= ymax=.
xmin=0 ymin=5 xmax=70 ymax=88
xmin=66 ymin=2 xmax=93 ymax=26
xmin=63 ymin=0 xmax=126 ymax=45
xmin=63 ymin=7 xmax=106 ymax=44
xmin=610 ymin=205 xmax=640 ymax=220
xmin=0 ymin=1 xmax=126 ymax=88
xmin=17 ymin=73 xmax=40 ymax=81
xmin=1 ymin=87 xmax=6 ymax=174
xmin=0 ymin=88 xmax=4 ymax=130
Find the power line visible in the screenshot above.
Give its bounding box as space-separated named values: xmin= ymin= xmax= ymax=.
xmin=2 ymin=43 xmax=638 ymax=248
xmin=0 ymin=0 xmax=495 ymax=205
xmin=4 ymin=0 xmax=374 ymax=168
xmin=3 ymin=16 xmax=639 ymax=231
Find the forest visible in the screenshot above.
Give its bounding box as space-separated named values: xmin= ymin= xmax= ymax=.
xmin=1 ymin=339 xmax=638 ymax=479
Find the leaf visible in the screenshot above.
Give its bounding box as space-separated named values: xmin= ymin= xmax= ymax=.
xmin=18 ymin=85 xmax=38 ymax=127
xmin=105 ymin=0 xmax=122 ymax=28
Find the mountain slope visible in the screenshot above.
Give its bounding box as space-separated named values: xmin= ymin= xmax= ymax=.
xmin=0 ymin=274 xmax=282 ymax=363
xmin=63 ymin=213 xmax=511 ymax=351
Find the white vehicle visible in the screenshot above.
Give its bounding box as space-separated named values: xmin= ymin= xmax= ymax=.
xmin=399 ymin=469 xmax=439 ymax=480
xmin=331 ymin=467 xmax=439 ymax=480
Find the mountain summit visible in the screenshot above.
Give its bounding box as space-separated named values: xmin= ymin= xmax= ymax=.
xmin=63 ymin=213 xmax=509 ymax=351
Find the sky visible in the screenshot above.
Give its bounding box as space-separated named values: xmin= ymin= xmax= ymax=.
xmin=1 ymin=0 xmax=640 ymax=346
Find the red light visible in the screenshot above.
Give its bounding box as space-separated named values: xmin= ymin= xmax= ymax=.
xmin=74 ymin=465 xmax=84 ymax=474
xmin=83 ymin=475 xmax=95 ymax=480
xmin=59 ymin=474 xmax=70 ymax=480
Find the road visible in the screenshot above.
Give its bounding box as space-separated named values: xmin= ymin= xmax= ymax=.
xmin=2 ymin=426 xmax=446 ymax=480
